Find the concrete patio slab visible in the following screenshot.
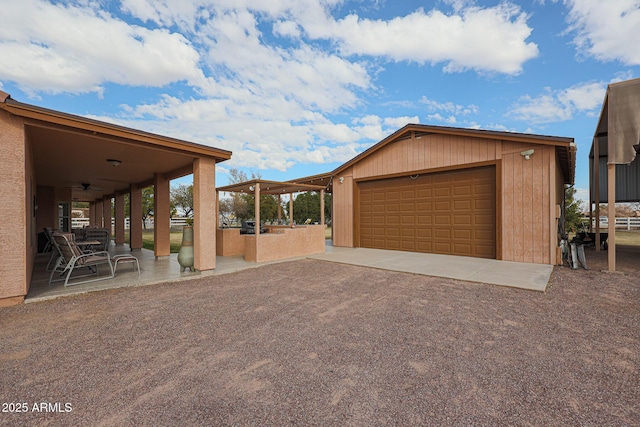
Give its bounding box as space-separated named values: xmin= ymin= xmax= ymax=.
xmin=310 ymin=246 xmax=553 ymax=291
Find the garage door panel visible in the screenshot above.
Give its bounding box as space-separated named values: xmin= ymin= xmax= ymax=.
xmin=453 ymin=229 xmax=472 ymax=240
xmin=435 ymin=187 xmax=450 ymax=197
xmin=417 ymin=215 xmax=431 ymax=225
xmin=453 ymin=185 xmax=471 ymax=196
xmin=435 ymin=215 xmax=451 ymax=225
xmin=359 ymin=166 xmax=495 ymax=259
xmin=434 ymin=201 xmax=450 ymax=211
xmin=434 ymin=228 xmax=451 ymax=239
xmin=453 ymin=215 xmax=471 ymax=225
xmin=402 ymin=215 xmax=416 ymax=225
xmin=417 ymin=228 xmax=432 ymax=238
xmin=453 ymin=244 xmax=472 ymax=256
xmin=416 ymin=188 xmax=432 ymax=198
xmin=475 ymin=214 xmax=494 ymax=225
xmin=434 ymin=242 xmax=453 ymax=253
xmin=402 ymin=229 xmax=415 ymax=238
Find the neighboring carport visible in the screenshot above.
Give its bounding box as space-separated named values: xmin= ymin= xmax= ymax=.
xmin=0 ymin=91 xmax=231 ymax=305
xmin=589 ymin=78 xmax=640 ymax=272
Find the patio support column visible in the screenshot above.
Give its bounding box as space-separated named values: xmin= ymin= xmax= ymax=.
xmin=289 ymin=193 xmax=294 ymax=224
xmin=320 ymin=189 xmax=325 ymax=227
xmin=103 ymin=197 xmax=112 ymax=239
xmin=130 ymin=185 xmax=143 ymax=250
xmin=114 ymin=192 xmax=125 ymax=245
xmin=254 ymin=183 xmax=260 ymax=257
xmin=154 ymin=174 xmax=171 ymax=259
xmin=607 ymin=164 xmax=616 ymax=272
xmin=95 ymin=199 xmax=103 ymax=227
xmin=193 ymin=157 xmax=216 ymax=271
xmin=89 ymin=202 xmax=95 ymax=227
xmin=277 ymin=194 xmax=282 ymax=222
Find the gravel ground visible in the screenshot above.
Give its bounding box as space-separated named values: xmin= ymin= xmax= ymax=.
xmin=0 ymin=252 xmax=638 ymax=426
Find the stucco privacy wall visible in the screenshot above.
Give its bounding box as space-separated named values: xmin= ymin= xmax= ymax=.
xmin=332 ymin=132 xmax=564 ymax=265
xmin=0 ymin=110 xmax=30 ymax=305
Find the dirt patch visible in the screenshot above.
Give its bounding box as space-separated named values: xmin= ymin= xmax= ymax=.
xmin=1 ymin=259 xmax=638 ymax=426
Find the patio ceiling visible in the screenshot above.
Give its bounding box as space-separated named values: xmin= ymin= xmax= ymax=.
xmin=216 ymin=179 xmax=326 ymax=195
xmin=1 ymin=92 xmax=231 ymax=202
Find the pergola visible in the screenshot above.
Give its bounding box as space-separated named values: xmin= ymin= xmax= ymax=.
xmin=589 ymin=78 xmax=640 ymax=272
xmin=216 ymin=179 xmax=327 ymax=227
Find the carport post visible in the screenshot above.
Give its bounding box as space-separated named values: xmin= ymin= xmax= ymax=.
xmin=153 ymin=174 xmax=171 ymax=259
xmin=193 ymin=157 xmax=217 ymax=270
xmin=103 ymin=197 xmax=112 ymax=237
xmin=114 ymin=192 xmax=125 ymax=245
xmin=129 ymin=185 xmax=143 ymax=250
xmin=89 ymin=202 xmax=96 ymax=226
xmin=607 ymin=164 xmax=616 ymax=272
xmin=94 ymin=199 xmax=103 ymax=227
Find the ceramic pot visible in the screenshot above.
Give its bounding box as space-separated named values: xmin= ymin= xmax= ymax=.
xmin=177 ymin=225 xmax=196 ymax=272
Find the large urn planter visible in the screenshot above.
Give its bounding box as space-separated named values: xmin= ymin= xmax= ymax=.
xmin=177 ymin=225 xmax=196 ymax=272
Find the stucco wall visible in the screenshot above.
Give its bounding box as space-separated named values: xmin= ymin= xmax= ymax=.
xmin=244 ymin=226 xmax=325 ymax=262
xmin=0 ymin=110 xmax=28 ymax=305
xmin=332 ymin=132 xmax=566 ymax=265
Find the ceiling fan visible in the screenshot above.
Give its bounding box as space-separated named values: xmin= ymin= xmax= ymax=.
xmin=69 ymin=183 xmax=103 ymax=191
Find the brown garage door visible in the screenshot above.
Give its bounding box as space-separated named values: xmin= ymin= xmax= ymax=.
xmin=359 ymin=166 xmax=496 ymax=258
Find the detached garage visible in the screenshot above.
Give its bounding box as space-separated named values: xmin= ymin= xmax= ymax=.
xmin=328 ymin=124 xmax=576 ymax=265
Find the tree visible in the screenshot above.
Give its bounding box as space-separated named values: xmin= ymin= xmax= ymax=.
xmin=292 ymin=192 xmax=331 ymax=224
xmin=221 ymin=168 xmax=265 ymax=222
xmin=564 ymin=186 xmax=583 ymax=233
xmin=141 ymin=187 xmax=154 ymax=229
xmin=171 ymin=184 xmax=194 ymax=217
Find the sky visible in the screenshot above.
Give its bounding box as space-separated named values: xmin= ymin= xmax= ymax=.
xmin=1 ymin=0 xmax=639 ymax=204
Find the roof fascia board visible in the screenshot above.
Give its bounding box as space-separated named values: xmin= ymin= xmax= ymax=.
xmin=1 ymin=99 xmax=231 ymax=161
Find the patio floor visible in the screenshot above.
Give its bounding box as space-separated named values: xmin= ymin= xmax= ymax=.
xmin=27 ymin=243 xmax=301 ymax=303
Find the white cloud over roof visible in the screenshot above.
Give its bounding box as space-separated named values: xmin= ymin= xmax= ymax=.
xmin=564 ymin=0 xmax=640 ymax=65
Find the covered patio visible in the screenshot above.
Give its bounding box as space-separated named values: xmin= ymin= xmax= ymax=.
xmin=0 ymin=91 xmax=231 ymax=306
xmin=216 ymin=179 xmax=327 ymax=262
xmin=588 ymin=78 xmax=640 ymax=272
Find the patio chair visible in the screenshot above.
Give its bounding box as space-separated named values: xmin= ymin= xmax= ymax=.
xmin=43 ymin=227 xmax=60 ymax=271
xmin=83 ymin=227 xmax=110 ymax=251
xmin=49 ymin=232 xmax=114 ymax=287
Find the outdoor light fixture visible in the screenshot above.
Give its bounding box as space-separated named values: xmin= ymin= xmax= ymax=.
xmin=339 ymin=177 xmax=345 ymax=183
xmin=249 ymin=185 xmax=255 ymax=191
xmin=107 ymin=159 xmax=122 ymax=167
xmin=520 ymin=149 xmax=535 ymax=160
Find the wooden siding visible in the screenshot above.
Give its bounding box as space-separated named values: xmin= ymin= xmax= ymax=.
xmin=332 ymin=175 xmax=354 ymax=247
xmin=333 ymin=133 xmax=563 ymax=264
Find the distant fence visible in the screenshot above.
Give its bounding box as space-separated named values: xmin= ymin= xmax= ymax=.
xmin=589 ymin=217 xmax=640 ymax=231
xmin=72 ymin=217 xmax=190 ymax=230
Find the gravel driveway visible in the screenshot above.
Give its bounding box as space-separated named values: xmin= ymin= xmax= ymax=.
xmin=1 ymin=258 xmax=638 ymax=426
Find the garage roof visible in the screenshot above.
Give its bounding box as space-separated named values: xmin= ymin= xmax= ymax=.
xmin=297 ymin=124 xmax=576 ymax=186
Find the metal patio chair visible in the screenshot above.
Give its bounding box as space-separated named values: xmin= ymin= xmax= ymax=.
xmin=49 ymin=232 xmax=114 ymax=287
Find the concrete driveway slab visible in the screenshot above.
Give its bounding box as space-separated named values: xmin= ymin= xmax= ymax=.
xmin=310 ymin=247 xmax=553 ymax=291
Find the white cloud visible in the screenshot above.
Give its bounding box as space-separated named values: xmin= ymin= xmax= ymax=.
xmin=420 ymin=96 xmax=479 ymax=115
xmin=509 ymin=81 xmax=607 ymax=124
xmin=0 ymin=0 xmax=204 ymax=95
xmin=564 ymin=0 xmax=640 ymax=65
xmin=303 ymin=3 xmax=538 ymax=75
xmin=0 ymin=0 xmax=543 ymax=173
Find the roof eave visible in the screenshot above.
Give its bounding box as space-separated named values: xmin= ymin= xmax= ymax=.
xmin=0 ymin=95 xmax=232 ymax=161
